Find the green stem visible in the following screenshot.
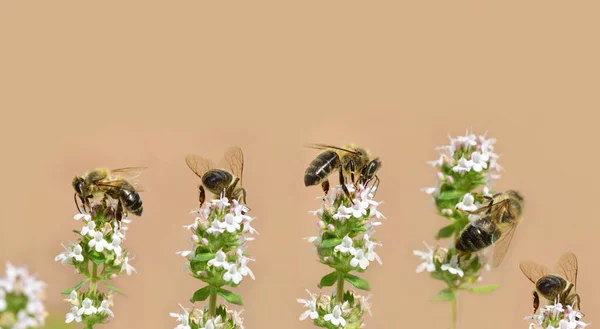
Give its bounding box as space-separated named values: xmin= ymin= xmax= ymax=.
xmin=208 ymin=286 xmax=217 ymax=318
xmin=336 ymin=272 xmax=344 ymax=304
xmin=90 ymin=263 xmax=98 ymax=293
xmin=450 ymin=290 xmax=458 ymax=329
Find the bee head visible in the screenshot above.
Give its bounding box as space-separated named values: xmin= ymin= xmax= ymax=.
xmin=72 ymin=176 xmax=85 ymax=197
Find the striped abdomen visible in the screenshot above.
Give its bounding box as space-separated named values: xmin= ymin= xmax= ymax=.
xmin=536 ymin=275 xmax=567 ymax=300
xmin=202 ymin=169 xmax=233 ymax=195
xmin=304 ymin=150 xmax=340 ymax=186
xmin=118 ymin=181 xmax=143 ymax=216
xmin=456 ymin=217 xmax=501 ymax=252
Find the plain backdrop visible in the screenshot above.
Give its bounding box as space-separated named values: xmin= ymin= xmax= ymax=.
xmin=1 ymin=1 xmax=598 ymax=329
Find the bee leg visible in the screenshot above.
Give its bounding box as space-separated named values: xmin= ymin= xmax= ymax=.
xmin=74 ymin=194 xmax=84 ymax=213
xmin=116 ymin=200 xmax=124 ymax=228
xmin=533 ymin=291 xmax=540 ymax=314
xmin=198 ymin=185 xmax=206 ymax=208
xmin=239 ymin=188 xmax=248 ymax=204
xmin=339 ymin=165 xmax=354 ymax=204
xmin=321 ymin=180 xmax=330 ymax=196
xmin=370 ymin=175 xmax=381 ymax=196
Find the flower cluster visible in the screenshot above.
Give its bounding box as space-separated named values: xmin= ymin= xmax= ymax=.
xmin=416 ymin=130 xmax=502 ymax=326
xmin=0 ymin=263 xmax=47 ymax=329
xmin=56 ymin=204 xmax=137 ymax=328
xmin=298 ymin=289 xmax=370 ymax=329
xmin=301 ymin=184 xmax=384 ymax=328
xmin=525 ymin=302 xmax=589 ymax=329
xmin=170 ymin=303 xmax=245 ymax=329
xmin=173 ymin=196 xmax=257 ymax=329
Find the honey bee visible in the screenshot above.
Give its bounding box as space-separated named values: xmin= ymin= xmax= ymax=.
xmin=455 ymin=190 xmax=524 ymax=268
xmin=520 ymin=252 xmax=581 ymax=314
xmin=185 ymin=146 xmax=246 ymax=208
xmin=304 ymin=144 xmax=381 ymax=199
xmin=72 ymin=167 xmax=146 ymax=223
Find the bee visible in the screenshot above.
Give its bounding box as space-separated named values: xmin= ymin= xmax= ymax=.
xmin=304 ymin=144 xmax=381 ymax=199
xmin=72 ymin=167 xmax=146 ymax=223
xmin=185 ymin=146 xmax=246 ymax=208
xmin=520 ymin=252 xmax=581 ymax=314
xmin=455 ymin=190 xmax=524 ymax=268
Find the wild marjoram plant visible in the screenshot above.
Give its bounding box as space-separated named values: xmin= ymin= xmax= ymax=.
xmin=415 ymin=130 xmax=504 ymax=329
xmin=298 ymin=184 xmax=384 ymax=329
xmin=171 ymin=195 xmax=258 ymax=329
xmin=0 ymin=262 xmax=47 ymax=329
xmin=56 ymin=203 xmax=138 ymax=328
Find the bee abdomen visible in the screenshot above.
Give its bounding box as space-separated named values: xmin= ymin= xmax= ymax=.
xmin=203 ymin=169 xmax=233 ymax=192
xmin=456 ymin=221 xmax=500 ymax=252
xmin=119 ymin=183 xmax=143 ymax=216
xmin=304 ymin=150 xmax=340 ymax=186
xmin=536 ymin=275 xmax=566 ymax=297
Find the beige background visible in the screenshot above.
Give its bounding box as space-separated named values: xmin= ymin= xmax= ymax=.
xmin=1 ymin=1 xmax=599 ymax=328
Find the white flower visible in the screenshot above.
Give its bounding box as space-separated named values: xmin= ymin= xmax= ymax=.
xmin=170 ymin=304 xmax=191 ymax=329
xmin=441 ymin=256 xmax=464 ymax=277
xmin=183 ymin=217 xmax=201 ymax=231
xmin=323 ymin=304 xmax=346 ymax=327
xmin=200 ymin=316 xmax=222 ymax=329
xmin=213 ymin=196 xmax=231 ymax=210
xmin=413 ymin=241 xmax=436 ymax=273
xmin=470 ymin=151 xmax=488 ymax=172
xmin=65 ymin=290 xmax=79 ymax=306
xmin=77 ymin=298 xmax=97 ymax=315
xmin=55 ymin=243 xmax=83 ymax=264
xmin=360 ymin=295 xmax=373 ymax=316
xmin=222 ymin=213 xmax=242 ymax=233
xmin=0 ymin=289 xmax=6 ymax=311
xmin=223 ymin=264 xmax=243 ymax=284
xmin=98 ymin=300 xmax=114 ymax=317
xmin=206 ymin=220 xmax=226 ymax=235
xmin=297 ymin=290 xmax=319 ymax=320
xmin=334 ymin=235 xmax=356 ymax=255
xmin=421 ymin=187 xmax=439 ymax=195
xmin=427 ymin=154 xmax=445 ymax=167
xmin=207 ymin=250 xmax=230 ymax=269
xmin=364 ymin=234 xmax=382 ymax=265
xmin=333 ymin=206 xmax=352 ymax=221
xmin=452 ymin=156 xmax=472 ymax=173
xmin=105 ymin=235 xmax=123 ymax=256
xmin=73 ymin=213 xmax=91 ymax=221
xmin=80 ymin=221 xmax=97 ymax=237
xmin=238 ymin=256 xmax=255 ymax=280
xmin=350 ymin=249 xmax=370 ymax=270
xmin=230 ymin=310 xmax=245 ymax=329
xmin=242 ymin=216 xmax=259 ymax=235
xmin=456 ymin=193 xmax=478 ymax=212
xmin=66 ymin=306 xmax=82 ymax=323
xmin=452 ymin=130 xmax=478 ymax=148
xmin=88 ymin=231 xmax=109 ymax=252
xmin=120 ymin=255 xmax=137 ymax=276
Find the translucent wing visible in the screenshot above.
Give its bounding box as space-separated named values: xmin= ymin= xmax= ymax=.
xmin=218 ymin=146 xmax=244 ymax=185
xmin=490 ymin=223 xmax=518 ymax=268
xmin=111 ymin=167 xmax=148 ymax=177
xmin=96 ymin=179 xmax=143 ymax=192
xmin=185 ymin=155 xmax=214 ymax=179
xmin=467 ymin=199 xmax=510 ymax=216
xmin=305 ymin=143 xmax=360 ymax=155
xmin=555 ymin=252 xmax=578 ymax=288
xmin=520 ymin=260 xmax=550 ymax=284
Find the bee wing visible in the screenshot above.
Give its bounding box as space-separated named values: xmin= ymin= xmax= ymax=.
xmin=555 ymin=252 xmax=578 ymax=289
xmin=218 ymin=146 xmax=244 ymax=186
xmin=520 ymin=260 xmax=551 ymax=284
xmin=111 ymin=167 xmax=148 ymax=177
xmin=467 ymin=199 xmax=510 ymax=215
xmin=305 ymin=143 xmax=360 ymax=155
xmin=490 ymin=223 xmax=518 ymax=268
xmin=96 ymin=179 xmax=143 ymax=192
xmin=185 ymin=155 xmax=214 ymax=179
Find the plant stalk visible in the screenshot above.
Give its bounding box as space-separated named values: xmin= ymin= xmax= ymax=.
xmin=336 ymin=272 xmax=344 ymax=304
xmin=450 ymin=291 xmax=458 ymax=329
xmin=208 ymin=286 xmax=218 ymax=318
xmin=90 ymin=263 xmax=98 ymax=293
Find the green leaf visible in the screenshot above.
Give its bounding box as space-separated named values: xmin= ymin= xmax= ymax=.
xmin=436 ymin=224 xmax=455 ymax=239
xmin=217 ymin=288 xmax=244 ymax=305
xmin=432 ymin=288 xmax=455 ymax=301
xmin=89 ymin=252 xmax=106 ymax=265
xmin=437 ymin=190 xmax=464 ymax=200
xmin=461 ymin=284 xmax=500 ymax=294
xmin=61 ymin=279 xmax=88 ymax=295
xmin=190 ymin=286 xmax=212 ymax=302
xmin=194 ymin=253 xmax=215 ymax=262
xmin=321 ymin=238 xmax=342 ymax=248
xmin=102 ymin=282 xmax=127 ymax=296
xmin=344 ymin=273 xmax=370 ymax=291
xmin=318 ymin=271 xmax=338 ymax=288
